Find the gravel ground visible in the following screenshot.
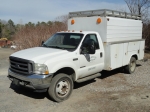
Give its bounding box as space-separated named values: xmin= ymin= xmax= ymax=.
xmin=0 ymin=48 xmax=150 ymax=112
xmin=0 ymin=48 xmax=14 ymax=76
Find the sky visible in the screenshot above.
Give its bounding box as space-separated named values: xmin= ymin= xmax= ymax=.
xmin=0 ymin=0 xmax=128 ymax=24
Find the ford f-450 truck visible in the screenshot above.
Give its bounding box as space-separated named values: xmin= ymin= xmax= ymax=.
xmin=8 ymin=9 xmax=145 ymax=102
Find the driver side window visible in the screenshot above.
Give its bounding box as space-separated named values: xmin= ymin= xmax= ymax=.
xmin=82 ymin=34 xmax=99 ymax=49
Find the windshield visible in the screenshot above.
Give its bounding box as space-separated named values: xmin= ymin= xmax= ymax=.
xmin=43 ymin=33 xmax=84 ymax=51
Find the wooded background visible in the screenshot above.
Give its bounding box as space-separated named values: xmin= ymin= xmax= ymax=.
xmin=0 ymin=0 xmax=150 ymax=50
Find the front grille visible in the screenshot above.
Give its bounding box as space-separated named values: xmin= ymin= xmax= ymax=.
xmin=9 ymin=56 xmax=33 ymax=75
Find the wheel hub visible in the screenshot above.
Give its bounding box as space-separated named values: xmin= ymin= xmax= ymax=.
xmin=56 ymin=80 xmax=70 ymax=97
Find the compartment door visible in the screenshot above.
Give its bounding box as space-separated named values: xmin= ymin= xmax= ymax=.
xmin=110 ymin=44 xmax=124 ymax=69
xmin=139 ymin=40 xmax=145 ymax=60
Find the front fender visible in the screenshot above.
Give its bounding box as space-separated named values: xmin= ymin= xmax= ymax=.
xmin=47 ymin=61 xmax=77 ymax=76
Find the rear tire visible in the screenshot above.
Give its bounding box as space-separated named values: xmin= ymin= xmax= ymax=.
xmin=48 ymin=73 xmax=73 ymax=102
xmin=125 ymin=57 xmax=136 ymax=74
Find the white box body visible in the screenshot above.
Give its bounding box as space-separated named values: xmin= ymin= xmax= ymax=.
xmin=68 ymin=16 xmax=142 ymax=42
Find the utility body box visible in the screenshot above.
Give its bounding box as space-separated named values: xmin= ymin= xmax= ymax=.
xmin=103 ymin=40 xmax=145 ymax=70
xmin=68 ymin=16 xmax=142 ymax=42
xmin=68 ymin=9 xmax=144 ymax=70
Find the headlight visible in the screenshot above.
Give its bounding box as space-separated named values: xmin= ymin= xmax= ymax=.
xmin=34 ymin=63 xmax=49 ymax=75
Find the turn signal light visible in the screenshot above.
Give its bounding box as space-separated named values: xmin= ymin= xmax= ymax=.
xmin=45 ymin=71 xmax=49 ymax=75
xmin=71 ymin=19 xmax=75 ymax=24
xmin=97 ymin=18 xmax=102 ymax=24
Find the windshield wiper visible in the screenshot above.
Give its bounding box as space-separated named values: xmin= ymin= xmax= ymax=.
xmin=48 ymin=46 xmax=65 ymax=50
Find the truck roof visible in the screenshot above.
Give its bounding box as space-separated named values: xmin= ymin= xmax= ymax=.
xmin=69 ymin=9 xmax=141 ymax=20
xmin=58 ymin=31 xmax=98 ymax=35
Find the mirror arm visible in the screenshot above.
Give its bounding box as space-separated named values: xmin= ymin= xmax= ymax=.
xmin=41 ymin=41 xmax=44 ymax=46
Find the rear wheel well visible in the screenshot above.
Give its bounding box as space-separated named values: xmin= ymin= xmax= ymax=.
xmin=132 ymin=55 xmax=138 ymax=60
xmin=53 ymin=67 xmax=75 ymax=80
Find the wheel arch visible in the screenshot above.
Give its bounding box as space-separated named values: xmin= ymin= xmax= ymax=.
xmin=131 ymin=54 xmax=138 ymax=60
xmin=53 ymin=67 xmax=76 ymax=81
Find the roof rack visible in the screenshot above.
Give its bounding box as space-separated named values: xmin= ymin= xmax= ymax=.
xmin=69 ymin=9 xmax=141 ymax=20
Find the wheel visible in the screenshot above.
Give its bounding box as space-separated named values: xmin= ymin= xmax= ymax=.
xmin=125 ymin=57 xmax=136 ymax=74
xmin=48 ymin=73 xmax=73 ymax=102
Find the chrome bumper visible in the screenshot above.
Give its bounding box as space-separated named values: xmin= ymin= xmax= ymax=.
xmin=8 ymin=69 xmax=53 ymax=92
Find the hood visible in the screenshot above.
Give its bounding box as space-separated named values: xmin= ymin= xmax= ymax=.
xmin=11 ymin=47 xmax=70 ymax=63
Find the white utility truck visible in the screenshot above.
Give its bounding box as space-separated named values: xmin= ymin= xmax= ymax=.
xmin=8 ymin=9 xmax=145 ymax=102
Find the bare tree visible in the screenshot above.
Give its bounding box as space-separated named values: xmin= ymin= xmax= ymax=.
xmin=124 ymin=0 xmax=150 ymax=14
xmin=143 ymin=20 xmax=150 ymax=49
xmin=124 ymin=0 xmax=150 ymax=20
xmin=124 ymin=0 xmax=150 ymax=49
xmin=55 ymin=15 xmax=68 ymax=30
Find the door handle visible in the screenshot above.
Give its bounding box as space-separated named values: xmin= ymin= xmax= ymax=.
xmin=100 ymin=52 xmax=103 ymax=58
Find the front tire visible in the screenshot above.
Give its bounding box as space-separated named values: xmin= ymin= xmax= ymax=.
xmin=48 ymin=73 xmax=73 ymax=102
xmin=125 ymin=57 xmax=136 ymax=74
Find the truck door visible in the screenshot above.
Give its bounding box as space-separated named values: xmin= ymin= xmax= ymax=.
xmin=78 ymin=34 xmax=104 ymax=79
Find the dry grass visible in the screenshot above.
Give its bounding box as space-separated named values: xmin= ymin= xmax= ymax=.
xmin=145 ymin=53 xmax=150 ymax=59
xmin=13 ymin=16 xmax=68 ymax=50
xmin=14 ymin=23 xmax=67 ymax=50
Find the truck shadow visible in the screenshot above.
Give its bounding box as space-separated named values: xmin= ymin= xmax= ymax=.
xmin=99 ymin=64 xmax=142 ymax=79
xmin=9 ymin=83 xmax=48 ymax=99
xmin=74 ymin=79 xmax=96 ymax=89
xmin=99 ymin=68 xmax=124 ymax=79
xmin=74 ymin=64 xmax=142 ymax=89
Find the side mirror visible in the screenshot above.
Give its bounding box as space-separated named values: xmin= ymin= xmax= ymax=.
xmin=81 ymin=40 xmax=95 ymax=54
xmin=41 ymin=41 xmax=44 ymax=46
xmin=88 ymin=41 xmax=96 ymax=54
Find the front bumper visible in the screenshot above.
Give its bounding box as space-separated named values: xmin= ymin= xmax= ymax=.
xmin=8 ymin=69 xmax=53 ymax=92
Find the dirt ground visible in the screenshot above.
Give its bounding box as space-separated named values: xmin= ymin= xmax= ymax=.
xmin=0 ymin=48 xmax=14 ymax=76
xmin=0 ymin=48 xmax=150 ymax=112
